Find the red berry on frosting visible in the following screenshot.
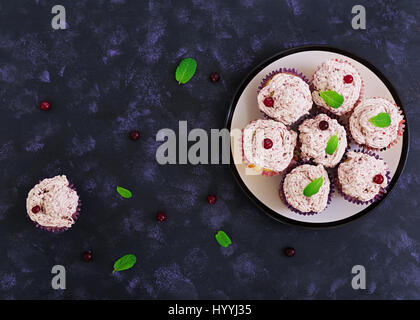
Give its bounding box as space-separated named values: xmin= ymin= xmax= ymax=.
xmin=157 ymin=212 xmax=166 ymax=222
xmin=319 ymin=120 xmax=329 ymax=130
xmin=31 ymin=205 xmax=41 ymax=214
xmin=40 ymin=101 xmax=51 ymax=111
xmin=263 ymin=138 xmax=273 ymax=149
xmin=207 ymin=195 xmax=217 ymax=205
xmin=373 ymin=174 xmax=384 ymax=184
xmin=82 ymin=250 xmax=93 ymax=262
xmin=343 ymin=75 xmax=353 ymax=84
xmin=129 ymin=130 xmax=140 ymax=141
xmin=263 ymin=97 xmax=274 ymax=107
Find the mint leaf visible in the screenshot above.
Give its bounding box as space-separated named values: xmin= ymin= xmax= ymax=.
xmin=215 ymin=231 xmax=232 ymax=248
xmin=369 ymin=112 xmax=391 ymax=128
xmin=112 ymin=254 xmax=136 ymax=273
xmin=175 ymin=58 xmax=197 ymax=84
xmin=320 ymin=91 xmax=344 ymax=109
xmin=303 ymin=177 xmax=323 ymax=197
xmin=325 ymin=135 xmax=339 ymax=155
xmin=117 ymin=186 xmax=132 ymax=199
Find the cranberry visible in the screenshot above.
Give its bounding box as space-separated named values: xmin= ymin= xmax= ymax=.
xmin=373 ymin=174 xmax=384 ymax=184
xmin=343 ymin=75 xmax=353 ymax=84
xmin=40 ymin=101 xmax=51 ymax=111
xmin=263 ymin=138 xmax=273 ymax=149
xmin=82 ymin=250 xmax=93 ymax=262
xmin=284 ymin=247 xmax=295 ymax=257
xmin=207 ymin=195 xmax=217 ymax=205
xmin=209 ymin=72 xmax=220 ymax=83
xmin=129 ymin=130 xmax=140 ymax=141
xmin=157 ymin=212 xmax=166 ymax=222
xmin=263 ymin=97 xmax=274 ymax=107
xmin=319 ymin=120 xmax=329 ymax=130
xmin=31 ymin=205 xmax=41 ymax=214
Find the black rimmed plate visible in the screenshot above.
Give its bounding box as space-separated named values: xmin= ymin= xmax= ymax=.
xmin=225 ymin=45 xmax=409 ymax=228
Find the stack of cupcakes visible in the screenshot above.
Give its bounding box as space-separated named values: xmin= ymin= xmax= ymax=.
xmin=240 ymin=58 xmax=404 ymax=215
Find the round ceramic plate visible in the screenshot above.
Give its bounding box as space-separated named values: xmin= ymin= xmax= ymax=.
xmin=226 ymin=45 xmax=409 ymax=228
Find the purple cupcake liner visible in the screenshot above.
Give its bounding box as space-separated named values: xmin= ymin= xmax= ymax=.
xmin=30 ymin=182 xmax=81 ymax=233
xmin=279 ymin=161 xmax=335 ymax=216
xmin=334 ymin=149 xmax=391 ymax=205
xmin=258 ymin=67 xmax=311 ymax=93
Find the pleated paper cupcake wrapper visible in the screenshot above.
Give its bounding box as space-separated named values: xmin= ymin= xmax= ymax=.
xmin=346 ymin=97 xmax=405 ymax=152
xmin=30 ymin=183 xmax=81 ymax=233
xmin=334 ymin=149 xmax=391 ymax=205
xmin=239 ymin=120 xmax=297 ymax=177
xmin=310 ymin=58 xmax=365 ymax=118
xmin=279 ymin=160 xmax=334 ymax=216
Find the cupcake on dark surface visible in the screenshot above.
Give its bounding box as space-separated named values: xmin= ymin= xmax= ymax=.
xmin=312 ymin=59 xmax=363 ymax=116
xmin=298 ymin=114 xmax=347 ymax=168
xmin=257 ymin=69 xmax=312 ymax=126
xmin=337 ymin=151 xmax=389 ymax=204
xmin=281 ymin=164 xmax=331 ymax=214
xmin=242 ymin=119 xmax=297 ymax=176
xmin=26 ymin=175 xmax=81 ymax=232
xmin=349 ymin=97 xmax=404 ymax=150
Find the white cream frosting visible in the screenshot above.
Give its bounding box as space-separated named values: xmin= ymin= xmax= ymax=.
xmin=257 ymin=73 xmax=312 ymax=125
xmin=312 ymin=59 xmax=362 ymax=116
xmin=284 ymin=164 xmax=330 ymax=213
xmin=243 ymin=119 xmax=297 ymax=172
xmin=338 ymin=151 xmax=388 ymax=202
xmin=299 ymin=114 xmax=347 ymax=168
xmin=26 ymin=175 xmax=79 ymax=228
xmin=349 ymin=98 xmax=403 ymax=149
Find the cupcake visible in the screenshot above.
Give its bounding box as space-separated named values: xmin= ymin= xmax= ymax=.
xmin=298 ymin=114 xmax=347 ymax=168
xmin=281 ymin=164 xmax=331 ymax=214
xmin=349 ymin=97 xmax=404 ymax=150
xmin=337 ymin=151 xmax=389 ymax=204
xmin=26 ymin=175 xmax=81 ymax=232
xmin=257 ymin=69 xmax=312 ymax=126
xmin=311 ymin=59 xmax=363 ymax=116
xmin=242 ymin=119 xmax=297 ymax=176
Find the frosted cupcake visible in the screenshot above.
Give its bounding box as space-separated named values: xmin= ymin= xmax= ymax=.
xmin=337 ymin=151 xmax=389 ymax=204
xmin=26 ymin=175 xmax=81 ymax=232
xmin=242 ymin=119 xmax=297 ymax=176
xmin=257 ymin=69 xmax=312 ymax=126
xmin=281 ymin=164 xmax=331 ymax=215
xmin=298 ymin=114 xmax=347 ymax=168
xmin=349 ymin=97 xmax=404 ymax=150
xmin=312 ymin=59 xmax=363 ymax=116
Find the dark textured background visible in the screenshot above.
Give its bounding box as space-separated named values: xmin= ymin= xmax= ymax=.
xmin=0 ymin=0 xmax=418 ymax=300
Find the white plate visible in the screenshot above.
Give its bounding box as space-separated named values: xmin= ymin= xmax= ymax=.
xmin=227 ymin=46 xmax=409 ymax=228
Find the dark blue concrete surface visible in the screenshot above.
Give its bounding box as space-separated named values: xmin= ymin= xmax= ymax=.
xmin=0 ymin=0 xmax=419 ymax=299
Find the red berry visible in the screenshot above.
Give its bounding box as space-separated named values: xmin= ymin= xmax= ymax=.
xmin=157 ymin=212 xmax=166 ymax=222
xmin=129 ymin=130 xmax=140 ymax=141
xmin=82 ymin=250 xmax=92 ymax=262
xmin=207 ymin=195 xmax=217 ymax=205
xmin=343 ymin=75 xmax=353 ymax=84
xmin=263 ymin=138 xmax=273 ymax=149
xmin=319 ymin=120 xmax=329 ymax=130
xmin=209 ymin=72 xmax=220 ymax=83
xmin=263 ymin=97 xmax=274 ymax=107
xmin=284 ymin=247 xmax=295 ymax=257
xmin=40 ymin=101 xmax=51 ymax=111
xmin=373 ymin=174 xmax=384 ymax=184
xmin=31 ymin=205 xmax=41 ymax=214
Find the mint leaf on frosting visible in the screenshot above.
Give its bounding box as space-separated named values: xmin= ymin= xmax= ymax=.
xmin=175 ymin=58 xmax=197 ymax=84
xmin=117 ymin=186 xmax=132 ymax=199
xmin=320 ymin=91 xmax=344 ymax=109
xmin=325 ymin=135 xmax=339 ymax=155
xmin=303 ymin=177 xmax=323 ymax=197
xmin=369 ymin=112 xmax=391 ymax=128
